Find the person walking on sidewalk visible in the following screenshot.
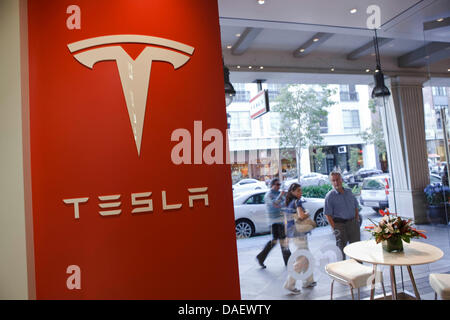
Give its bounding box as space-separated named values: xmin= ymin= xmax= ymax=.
xmin=283 ymin=183 xmax=317 ymax=294
xmin=324 ymin=171 xmax=360 ymax=259
xmin=256 ymin=178 xmax=291 ymax=268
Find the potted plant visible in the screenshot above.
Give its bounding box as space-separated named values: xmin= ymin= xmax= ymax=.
xmin=424 ymin=184 xmax=450 ymax=224
xmin=365 ymin=209 xmax=427 ymax=252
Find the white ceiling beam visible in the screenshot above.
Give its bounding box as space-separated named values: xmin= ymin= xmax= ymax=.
xmin=293 ymin=32 xmax=334 ymax=58
xmin=423 ymin=16 xmax=450 ymax=31
xmin=347 ymin=38 xmax=393 ymax=60
xmin=398 ymin=42 xmax=450 ymax=67
xmin=231 ymin=27 xmax=263 ymax=55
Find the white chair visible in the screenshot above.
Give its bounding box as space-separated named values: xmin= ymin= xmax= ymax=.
xmin=325 ymin=259 xmax=386 ymax=300
xmin=429 ymin=273 xmax=450 ymax=300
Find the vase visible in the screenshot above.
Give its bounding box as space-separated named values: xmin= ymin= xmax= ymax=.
xmin=382 ymin=236 xmax=403 ymax=253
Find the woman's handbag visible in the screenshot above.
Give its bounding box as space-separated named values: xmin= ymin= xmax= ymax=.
xmin=295 ymin=216 xmax=317 ymax=233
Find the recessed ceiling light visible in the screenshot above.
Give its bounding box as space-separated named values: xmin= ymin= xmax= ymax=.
xmin=260 ymin=66 xmax=264 ymax=69
xmin=313 ymin=38 xmax=319 ymax=42
xmin=226 ymin=45 xmax=232 ymax=49
xmin=300 ymin=48 xmax=305 ymax=52
xmin=437 ymin=18 xmax=444 ymax=22
xmin=236 ymin=33 xmax=241 ymax=37
xmin=248 ymin=66 xmax=252 ymax=69
xmin=257 ymin=0 xmax=265 ymax=4
xmin=447 ymin=68 xmax=450 ymax=72
xmin=331 ymin=67 xmax=335 ymax=72
xmin=350 ymin=8 xmax=357 ymax=14
xmin=237 ymin=65 xmax=241 ymax=69
xmin=366 ymin=69 xmax=370 ymax=72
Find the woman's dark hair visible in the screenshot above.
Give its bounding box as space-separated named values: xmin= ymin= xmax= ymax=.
xmin=270 ymin=178 xmax=280 ymax=187
xmin=285 ymin=183 xmax=301 ymax=206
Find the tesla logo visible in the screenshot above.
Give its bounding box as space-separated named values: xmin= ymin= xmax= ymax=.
xmin=67 ymin=35 xmax=195 ymax=155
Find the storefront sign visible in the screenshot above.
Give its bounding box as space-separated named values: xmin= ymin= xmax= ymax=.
xmin=26 ymin=0 xmax=240 ymax=299
xmin=249 ymin=90 xmax=270 ymax=119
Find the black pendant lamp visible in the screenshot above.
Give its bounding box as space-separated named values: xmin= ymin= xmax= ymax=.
xmin=371 ymin=29 xmax=391 ymax=98
xmin=223 ymin=60 xmax=236 ymax=106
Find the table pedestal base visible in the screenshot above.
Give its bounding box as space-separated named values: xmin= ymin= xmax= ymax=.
xmin=373 ymin=291 xmax=417 ymax=300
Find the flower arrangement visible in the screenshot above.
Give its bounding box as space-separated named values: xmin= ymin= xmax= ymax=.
xmin=365 ymin=209 xmax=426 ymax=251
xmin=424 ymin=184 xmax=450 ymax=206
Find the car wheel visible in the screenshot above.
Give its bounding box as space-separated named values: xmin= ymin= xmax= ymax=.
xmin=314 ymin=210 xmax=329 ymax=227
xmin=235 ymin=219 xmax=255 ymax=239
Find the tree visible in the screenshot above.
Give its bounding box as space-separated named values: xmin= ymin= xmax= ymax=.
xmin=312 ymin=147 xmax=326 ymax=172
xmin=273 ymin=84 xmax=335 ymax=180
xmin=359 ymin=119 xmax=386 ymax=155
xmin=349 ymin=147 xmax=363 ymax=172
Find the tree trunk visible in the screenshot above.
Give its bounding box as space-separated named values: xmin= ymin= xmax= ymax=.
xmin=296 ymin=147 xmax=301 ymax=183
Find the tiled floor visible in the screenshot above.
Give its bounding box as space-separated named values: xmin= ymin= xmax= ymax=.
xmin=236 ymin=209 xmax=450 ymax=300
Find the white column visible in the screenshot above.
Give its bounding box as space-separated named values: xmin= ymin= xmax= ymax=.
xmin=300 ymin=147 xmax=311 ymax=174
xmin=362 ymin=143 xmax=377 ymax=169
xmin=380 ymin=76 xmax=429 ymax=223
xmin=0 ymin=0 xmax=33 ymax=299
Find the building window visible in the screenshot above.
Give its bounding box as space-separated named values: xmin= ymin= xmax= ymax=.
xmin=432 ymin=87 xmax=447 ymax=96
xmin=435 ymin=106 xmax=449 ymax=129
xmin=319 ymin=116 xmax=328 ymax=134
xmin=342 ymin=110 xmax=360 ymax=132
xmin=266 ymin=83 xmax=284 ymax=102
xmin=270 ymin=112 xmax=280 ymax=135
xmin=232 ymin=83 xmax=251 ymax=103
xmin=229 ymin=111 xmax=251 ymax=137
xmin=340 ymin=84 xmax=359 ymax=102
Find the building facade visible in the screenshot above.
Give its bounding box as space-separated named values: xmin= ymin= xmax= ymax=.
xmin=227 ymin=82 xmax=377 ymax=183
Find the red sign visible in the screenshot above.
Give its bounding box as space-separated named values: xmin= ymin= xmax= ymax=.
xmin=26 ymin=0 xmax=240 ymax=299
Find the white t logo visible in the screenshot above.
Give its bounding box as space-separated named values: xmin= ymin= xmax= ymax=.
xmin=68 ymin=35 xmax=195 ymax=156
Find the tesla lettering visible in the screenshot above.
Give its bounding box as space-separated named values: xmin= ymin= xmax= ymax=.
xmin=63 ymin=188 xmax=209 ymax=219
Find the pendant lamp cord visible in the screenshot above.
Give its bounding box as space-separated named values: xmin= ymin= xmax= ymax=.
xmin=373 ymin=29 xmax=381 ymax=67
xmin=373 ymin=27 xmax=398 ymax=215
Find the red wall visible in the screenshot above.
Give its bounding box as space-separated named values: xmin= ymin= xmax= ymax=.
xmin=27 ymin=0 xmax=240 ymax=299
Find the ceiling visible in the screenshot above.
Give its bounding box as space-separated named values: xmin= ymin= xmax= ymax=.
xmin=218 ymin=0 xmax=450 ymax=85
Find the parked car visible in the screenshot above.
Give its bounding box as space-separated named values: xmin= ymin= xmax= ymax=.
xmin=360 ymin=173 xmax=442 ymax=213
xmin=232 ymin=178 xmax=268 ymax=195
xmin=282 ymin=172 xmax=329 ymax=190
xmin=430 ymin=173 xmax=442 ymax=184
xmin=233 ymin=189 xmax=326 ymax=239
xmin=360 ymin=174 xmax=389 ymax=212
xmin=353 ymin=168 xmax=384 ymax=182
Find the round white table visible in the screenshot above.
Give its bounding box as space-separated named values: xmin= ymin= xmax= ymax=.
xmin=344 ymin=240 xmax=444 ymax=300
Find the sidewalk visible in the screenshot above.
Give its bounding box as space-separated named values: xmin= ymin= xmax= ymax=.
xmin=236 ymin=208 xmax=450 ymax=300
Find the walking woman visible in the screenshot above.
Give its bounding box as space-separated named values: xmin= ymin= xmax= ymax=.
xmin=283 ymin=183 xmax=317 ymax=293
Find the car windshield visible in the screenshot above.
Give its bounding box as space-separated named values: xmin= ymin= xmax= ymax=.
xmin=430 ymin=175 xmax=441 ymax=184
xmin=362 ymin=178 xmax=385 ymax=190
